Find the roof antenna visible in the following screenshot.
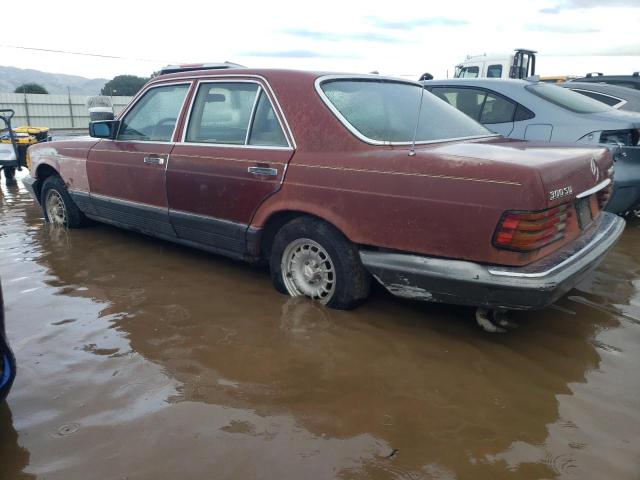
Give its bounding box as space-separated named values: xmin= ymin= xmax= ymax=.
xmin=409 ymin=84 xmax=426 ymax=157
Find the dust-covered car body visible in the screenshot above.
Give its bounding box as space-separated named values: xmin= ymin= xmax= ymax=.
xmin=22 ymin=69 xmax=624 ymax=310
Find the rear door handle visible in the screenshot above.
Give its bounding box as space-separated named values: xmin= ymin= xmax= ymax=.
xmin=248 ymin=166 xmax=278 ymax=176
xmin=143 ymin=156 xmax=165 ymax=165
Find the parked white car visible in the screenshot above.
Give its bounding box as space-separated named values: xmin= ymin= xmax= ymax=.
xmin=423 ymin=78 xmax=640 ymax=215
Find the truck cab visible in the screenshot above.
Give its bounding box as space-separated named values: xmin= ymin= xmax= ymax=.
xmin=455 ymin=49 xmax=536 ymax=80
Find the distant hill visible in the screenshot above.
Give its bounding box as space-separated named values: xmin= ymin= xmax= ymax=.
xmin=0 ymin=65 xmax=107 ymax=95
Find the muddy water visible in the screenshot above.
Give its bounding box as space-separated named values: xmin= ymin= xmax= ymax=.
xmin=0 ymin=175 xmax=639 ymax=480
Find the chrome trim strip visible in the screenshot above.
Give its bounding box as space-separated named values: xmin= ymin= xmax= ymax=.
xmin=180 ymin=78 xmax=294 ymax=149
xmin=314 ymin=74 xmax=500 ymax=147
xmin=576 ymin=178 xmax=611 ymax=199
xmin=292 ymin=163 xmax=521 ymax=185
xmin=172 ymin=141 xmax=293 ymax=151
xmin=488 ymin=215 xmax=619 ymax=278
xmin=245 ymin=87 xmax=262 ymax=145
xmin=89 ymin=192 xmax=168 ymax=212
xmin=169 ymin=208 xmax=247 ymax=228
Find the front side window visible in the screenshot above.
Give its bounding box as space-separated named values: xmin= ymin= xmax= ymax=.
xmin=458 ymin=66 xmax=479 ymax=78
xmin=118 ymin=84 xmax=189 ymax=141
xmin=320 ymin=79 xmax=491 ymax=144
xmin=526 ymin=83 xmax=612 ymax=113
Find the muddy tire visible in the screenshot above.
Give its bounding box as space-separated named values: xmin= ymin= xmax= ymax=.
xmin=269 ymin=217 xmax=370 ymax=310
xmin=41 ymin=176 xmax=86 ymax=228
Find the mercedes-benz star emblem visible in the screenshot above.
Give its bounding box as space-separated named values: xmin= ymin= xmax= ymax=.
xmin=590 ymin=158 xmax=599 ymax=181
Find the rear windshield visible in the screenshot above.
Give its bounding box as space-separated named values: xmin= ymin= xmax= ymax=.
xmin=526 ymin=83 xmax=612 ymax=114
xmin=319 ymin=79 xmax=492 ymax=144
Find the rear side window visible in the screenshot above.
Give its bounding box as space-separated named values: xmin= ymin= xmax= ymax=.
xmin=431 ymin=87 xmax=517 ymax=124
xmin=431 ymin=87 xmax=485 ymax=120
xmin=486 ymin=64 xmax=503 ymax=78
xmin=248 ymin=91 xmax=288 ymax=147
xmin=514 ymin=104 xmax=535 ymax=121
xmin=571 ymin=89 xmax=624 ymax=107
xmin=186 ymin=83 xmax=259 ymax=144
xmin=526 ymin=83 xmax=611 ymax=113
xmin=480 ymin=93 xmax=516 ymax=124
xmin=118 ymin=84 xmax=189 ymax=142
xmin=186 ymin=83 xmax=288 ymax=147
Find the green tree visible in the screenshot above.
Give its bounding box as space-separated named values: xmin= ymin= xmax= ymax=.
xmin=101 ymin=75 xmax=149 ymax=96
xmin=14 ymin=83 xmax=48 ymax=94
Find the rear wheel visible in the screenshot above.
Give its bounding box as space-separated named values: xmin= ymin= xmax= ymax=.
xmin=41 ymin=176 xmax=86 ymax=228
xmin=269 ymin=217 xmax=370 ymax=310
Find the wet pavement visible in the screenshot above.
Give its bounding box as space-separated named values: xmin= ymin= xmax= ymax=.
xmin=1 ymin=172 xmax=639 ymax=480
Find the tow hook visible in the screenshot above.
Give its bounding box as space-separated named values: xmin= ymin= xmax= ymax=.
xmin=475 ymin=307 xmax=518 ymax=333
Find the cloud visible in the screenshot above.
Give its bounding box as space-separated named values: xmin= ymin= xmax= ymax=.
xmin=368 ymin=17 xmax=468 ymax=30
xmin=282 ymin=28 xmax=406 ymax=43
xmin=540 ymin=0 xmax=640 ymax=13
xmin=526 ymin=23 xmax=600 ymax=33
xmin=238 ymin=49 xmax=359 ymax=59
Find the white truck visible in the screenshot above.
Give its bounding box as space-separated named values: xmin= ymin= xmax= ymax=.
xmin=454 ymin=49 xmax=536 ymax=79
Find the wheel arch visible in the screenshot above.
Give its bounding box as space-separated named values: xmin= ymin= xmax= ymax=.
xmin=257 ymin=209 xmax=352 ymax=261
xmin=34 ymin=163 xmax=61 ymax=201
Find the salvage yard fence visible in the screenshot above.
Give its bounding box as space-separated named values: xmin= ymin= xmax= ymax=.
xmin=0 ymin=93 xmax=133 ymax=131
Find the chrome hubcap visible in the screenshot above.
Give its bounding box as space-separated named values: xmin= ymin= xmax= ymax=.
xmin=282 ymin=238 xmax=335 ymax=304
xmin=45 ymin=190 xmax=67 ymax=226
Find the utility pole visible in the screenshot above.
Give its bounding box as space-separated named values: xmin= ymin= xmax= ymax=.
xmin=67 ymin=87 xmax=75 ymax=128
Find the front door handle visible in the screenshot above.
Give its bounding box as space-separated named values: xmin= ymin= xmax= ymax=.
xmin=143 ymin=156 xmax=165 ymax=165
xmin=248 ymin=166 xmax=278 ymax=176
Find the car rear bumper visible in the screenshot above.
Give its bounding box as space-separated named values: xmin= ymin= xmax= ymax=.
xmin=360 ymin=212 xmax=625 ymax=310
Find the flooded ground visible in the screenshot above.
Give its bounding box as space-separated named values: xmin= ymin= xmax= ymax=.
xmin=1 ymin=173 xmax=639 ymax=480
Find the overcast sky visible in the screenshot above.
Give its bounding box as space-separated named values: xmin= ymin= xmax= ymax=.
xmin=1 ymin=0 xmax=639 ymax=80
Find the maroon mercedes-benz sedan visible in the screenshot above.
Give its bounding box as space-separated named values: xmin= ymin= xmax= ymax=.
xmin=22 ymin=67 xmax=624 ymax=324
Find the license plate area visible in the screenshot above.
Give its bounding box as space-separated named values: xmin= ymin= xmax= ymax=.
xmin=575 ymin=197 xmax=593 ymax=229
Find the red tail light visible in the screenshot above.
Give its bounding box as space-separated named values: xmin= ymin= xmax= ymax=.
xmin=493 ymin=204 xmax=572 ymax=252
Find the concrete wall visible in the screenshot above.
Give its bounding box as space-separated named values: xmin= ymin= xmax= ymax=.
xmin=0 ymin=93 xmax=133 ymax=130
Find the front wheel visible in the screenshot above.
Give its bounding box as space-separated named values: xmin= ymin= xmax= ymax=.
xmin=269 ymin=217 xmax=370 ymax=310
xmin=41 ymin=176 xmax=86 ymax=228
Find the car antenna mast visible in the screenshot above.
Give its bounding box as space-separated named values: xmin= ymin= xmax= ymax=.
xmin=409 ymin=85 xmax=425 ymax=156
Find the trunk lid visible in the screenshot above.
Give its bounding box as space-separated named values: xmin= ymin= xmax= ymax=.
xmin=418 ymin=139 xmax=613 ymax=209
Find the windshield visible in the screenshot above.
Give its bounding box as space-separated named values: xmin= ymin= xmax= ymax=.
xmin=526 ymin=83 xmax=612 ymax=114
xmin=319 ymin=79 xmax=493 ymax=144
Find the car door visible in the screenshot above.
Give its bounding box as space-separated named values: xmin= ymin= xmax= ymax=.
xmin=167 ymin=79 xmax=294 ymax=256
xmin=86 ymin=83 xmax=191 ymax=237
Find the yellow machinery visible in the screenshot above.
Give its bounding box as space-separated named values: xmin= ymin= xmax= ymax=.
xmin=0 ymin=109 xmax=50 ymax=182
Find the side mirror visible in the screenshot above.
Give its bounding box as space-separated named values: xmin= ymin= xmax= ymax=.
xmin=89 ymin=120 xmax=119 ymax=139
